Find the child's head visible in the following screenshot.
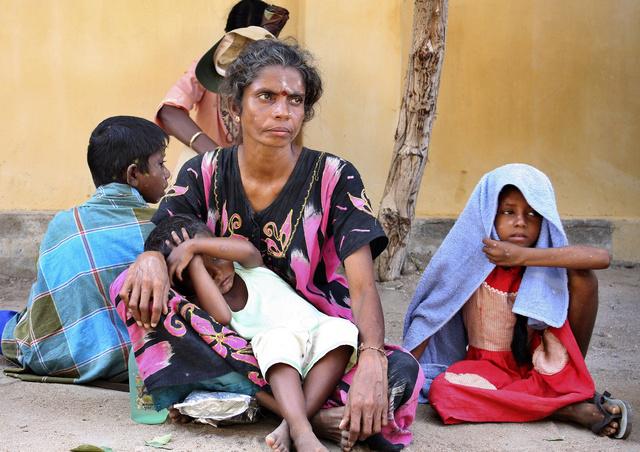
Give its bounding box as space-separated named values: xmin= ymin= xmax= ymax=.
xmin=494 ymin=185 xmax=542 ymax=248
xmin=144 ymin=214 xmax=237 ymax=294
xmin=87 ymin=116 xmax=170 ymax=203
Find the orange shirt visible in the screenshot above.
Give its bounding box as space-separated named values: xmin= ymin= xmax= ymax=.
xmin=155 ymin=60 xmax=234 ymax=148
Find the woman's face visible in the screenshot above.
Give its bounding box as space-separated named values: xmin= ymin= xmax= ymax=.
xmin=239 ymin=65 xmax=305 ymax=149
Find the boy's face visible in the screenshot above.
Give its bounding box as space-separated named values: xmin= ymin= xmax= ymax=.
xmin=203 ymin=255 xmax=236 ymax=294
xmin=136 ymin=150 xmax=170 ymax=203
xmin=494 ymin=186 xmax=542 ymax=248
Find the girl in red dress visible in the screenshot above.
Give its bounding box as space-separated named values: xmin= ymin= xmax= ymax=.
xmin=404 ymin=164 xmax=632 ymax=439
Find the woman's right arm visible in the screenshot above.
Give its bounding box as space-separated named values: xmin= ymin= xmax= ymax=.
xmin=118 ymin=251 xmax=170 ymax=329
xmin=123 ymin=149 xmax=211 ymax=328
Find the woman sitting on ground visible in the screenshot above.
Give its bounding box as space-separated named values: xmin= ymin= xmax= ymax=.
xmin=115 ymin=39 xmax=423 ymax=452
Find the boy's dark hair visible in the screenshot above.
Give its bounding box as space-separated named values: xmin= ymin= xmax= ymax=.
xmin=87 ymin=116 xmax=168 ymax=187
xmin=225 ymin=0 xmax=268 ymax=32
xmin=144 ymin=214 xmax=212 ymax=258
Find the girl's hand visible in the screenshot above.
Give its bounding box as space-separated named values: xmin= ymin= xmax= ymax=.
xmin=166 ymin=227 xmax=190 ymax=249
xmin=167 ymin=228 xmax=196 ymax=283
xmin=482 ymin=237 xmax=528 ymax=266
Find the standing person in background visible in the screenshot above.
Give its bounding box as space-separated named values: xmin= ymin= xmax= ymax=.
xmin=155 ymin=0 xmax=289 ymax=169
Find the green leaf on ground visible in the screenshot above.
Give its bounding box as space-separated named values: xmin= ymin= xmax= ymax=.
xmin=70 ymin=445 xmax=112 ymax=452
xmin=145 ymin=433 xmax=173 ymax=449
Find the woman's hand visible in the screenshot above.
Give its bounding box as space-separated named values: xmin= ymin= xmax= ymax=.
xmin=340 ymin=349 xmax=388 ymax=447
xmin=118 ymin=251 xmax=170 ymax=329
xmin=482 ymin=237 xmax=528 ymax=266
xmin=342 ymin=245 xmax=388 ymax=448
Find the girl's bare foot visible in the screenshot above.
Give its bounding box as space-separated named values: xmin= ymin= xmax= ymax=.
xmin=168 ymin=407 xmax=192 ymax=424
xmin=265 ymin=419 xmax=291 ymax=452
xmin=553 ymin=400 xmax=621 ymax=437
xmin=311 ymin=407 xmax=352 ymax=450
xmin=290 ymin=424 xmax=328 ymax=452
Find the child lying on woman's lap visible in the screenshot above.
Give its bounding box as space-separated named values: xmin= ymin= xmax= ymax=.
xmin=144 ymin=214 xmax=358 ymax=452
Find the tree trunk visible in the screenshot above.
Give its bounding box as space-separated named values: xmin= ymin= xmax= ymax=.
xmin=376 ymin=0 xmax=448 ymax=281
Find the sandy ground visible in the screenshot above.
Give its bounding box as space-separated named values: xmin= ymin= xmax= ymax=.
xmin=1 ymin=267 xmax=638 ymax=452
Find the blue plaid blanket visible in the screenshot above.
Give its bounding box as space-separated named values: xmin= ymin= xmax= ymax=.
xmin=1 ymin=183 xmax=156 ymax=383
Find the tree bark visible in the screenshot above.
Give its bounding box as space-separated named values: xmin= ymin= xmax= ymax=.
xmin=376 ymin=0 xmax=448 ymax=281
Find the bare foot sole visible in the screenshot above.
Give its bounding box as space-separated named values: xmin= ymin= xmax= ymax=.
xmin=168 ymin=407 xmax=193 ymax=424
xmin=265 ymin=419 xmax=291 ymax=452
xmin=310 ymin=407 xmax=353 ymax=450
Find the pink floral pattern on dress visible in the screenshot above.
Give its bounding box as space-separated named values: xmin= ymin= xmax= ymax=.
xmin=163 ymin=185 xmax=189 ymax=198
xmin=220 ymin=202 xmax=243 ymax=237
xmin=112 ymin=269 xmax=267 ymax=406
xmin=162 ymin=293 xmax=187 ymax=337
xmin=138 ymin=341 xmax=174 ymax=380
xmin=180 ymin=302 xmax=249 ymax=358
xmin=263 ymin=210 xmax=293 ymax=258
xmin=348 ymin=189 xmax=375 ymax=216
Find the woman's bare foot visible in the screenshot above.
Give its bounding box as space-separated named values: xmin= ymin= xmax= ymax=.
xmin=168 ymin=407 xmax=192 ymax=424
xmin=311 ymin=407 xmax=352 ymax=450
xmin=553 ymin=400 xmax=621 ymax=437
xmin=265 ymin=419 xmax=291 ymax=452
xmin=289 ymin=424 xmax=328 ymax=452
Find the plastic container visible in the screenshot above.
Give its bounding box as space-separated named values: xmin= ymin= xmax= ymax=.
xmin=128 ymin=348 xmax=168 ymax=424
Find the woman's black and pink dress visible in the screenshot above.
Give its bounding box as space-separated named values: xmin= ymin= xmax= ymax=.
xmin=110 ymin=147 xmax=423 ymax=449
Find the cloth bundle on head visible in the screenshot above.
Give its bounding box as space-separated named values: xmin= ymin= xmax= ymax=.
xmin=196 ymin=26 xmax=275 ymax=93
xmin=402 ymin=163 xmax=569 ymax=401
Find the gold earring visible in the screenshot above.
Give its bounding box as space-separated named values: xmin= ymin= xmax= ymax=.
xmin=234 ymin=115 xmax=240 ymax=122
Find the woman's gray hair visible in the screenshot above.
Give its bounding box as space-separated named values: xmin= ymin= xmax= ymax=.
xmin=220 ymin=39 xmax=323 ymax=122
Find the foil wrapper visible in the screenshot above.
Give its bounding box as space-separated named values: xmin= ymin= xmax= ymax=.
xmin=173 ymin=391 xmax=259 ymax=427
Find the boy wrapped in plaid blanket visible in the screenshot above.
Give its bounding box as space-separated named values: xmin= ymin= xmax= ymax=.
xmin=1 ymin=116 xmax=170 ymax=383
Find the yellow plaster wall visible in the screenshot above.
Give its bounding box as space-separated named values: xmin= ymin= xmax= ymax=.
xmin=299 ymin=0 xmax=409 ymax=202
xmin=420 ymin=0 xmax=640 ymax=218
xmin=1 ymin=0 xmax=638 ymax=223
xmin=0 ymin=0 xmax=299 ymax=209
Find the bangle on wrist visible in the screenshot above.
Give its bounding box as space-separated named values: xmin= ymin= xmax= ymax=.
xmin=357 ymin=343 xmax=387 ymax=358
xmin=188 ymin=131 xmax=204 ymax=149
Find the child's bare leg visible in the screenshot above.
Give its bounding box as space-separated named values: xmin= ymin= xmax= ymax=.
xmin=256 ymin=392 xmax=290 ymax=452
xmin=303 ymin=345 xmax=352 ymax=416
xmin=266 ymin=363 xmax=327 ymax=452
xmin=551 ymin=399 xmax=620 ymax=437
xmin=256 ymin=391 xmax=281 ymax=416
xmin=263 ymin=346 xmax=352 ymax=450
xmin=304 ymin=346 xmax=354 ymax=449
xmin=567 ymin=269 xmax=599 ymax=357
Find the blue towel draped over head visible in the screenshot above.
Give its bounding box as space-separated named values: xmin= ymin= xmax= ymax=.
xmin=402 ymin=163 xmax=569 ymax=402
